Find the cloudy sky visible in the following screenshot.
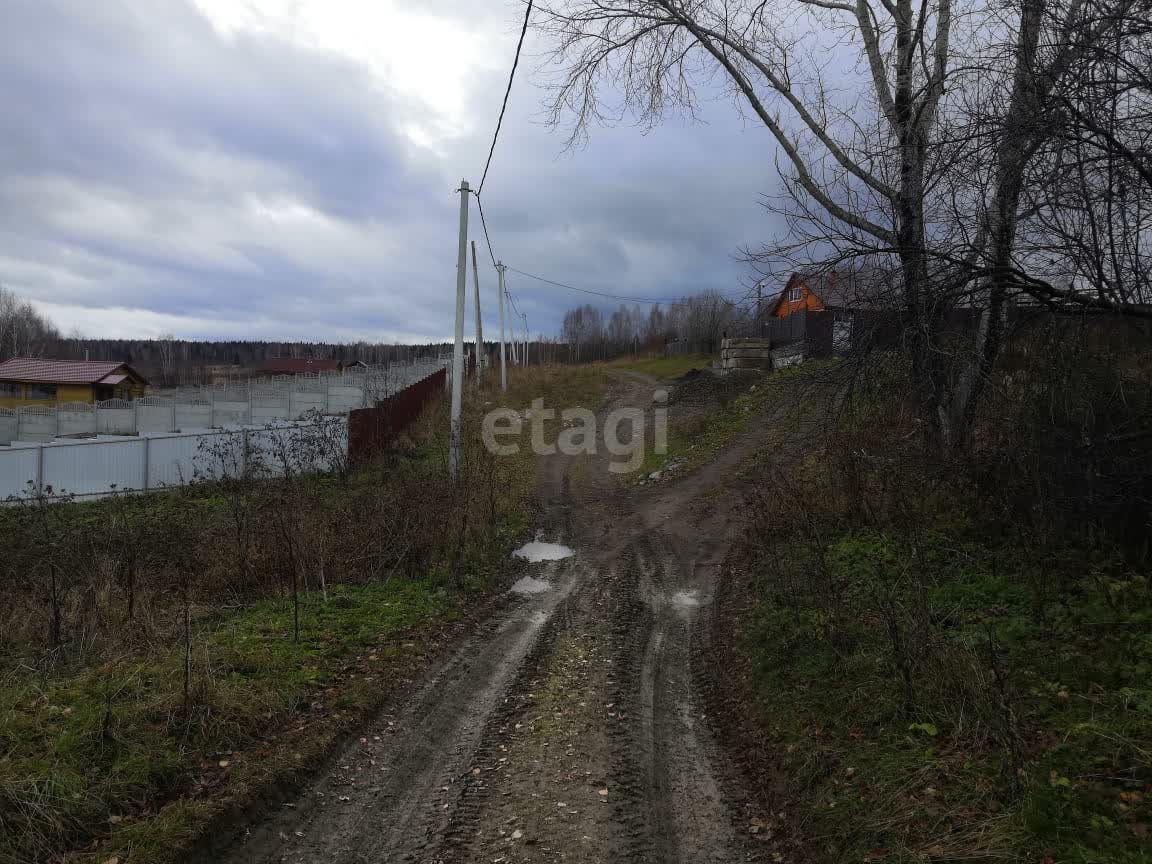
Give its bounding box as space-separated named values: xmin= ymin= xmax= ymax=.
xmin=0 ymin=0 xmax=778 ymax=342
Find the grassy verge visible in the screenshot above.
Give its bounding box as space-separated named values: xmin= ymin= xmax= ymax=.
xmin=740 ymin=528 xmax=1151 ymax=863
xmin=608 ymin=353 xmax=714 ymax=379
xmin=727 ymin=348 xmax=1151 ymax=864
xmin=1 ymin=580 xmax=466 ymax=864
xmin=0 ymin=363 xmax=608 ymax=864
xmin=632 ymin=362 xmax=820 ymax=482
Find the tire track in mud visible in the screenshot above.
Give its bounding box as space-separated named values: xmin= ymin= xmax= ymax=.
xmin=607 ymin=544 xmax=659 ymax=862
xmin=439 ymin=563 xmax=585 ymax=861
xmin=210 ymin=370 xmax=771 ymax=864
xmin=215 ymin=553 xmax=580 ymax=864
xmin=621 ymin=531 xmax=758 ymax=864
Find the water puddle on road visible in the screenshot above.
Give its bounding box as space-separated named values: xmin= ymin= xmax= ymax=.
xmin=510 ymin=576 xmax=553 ymax=595
xmin=512 ymin=540 xmax=575 ymax=563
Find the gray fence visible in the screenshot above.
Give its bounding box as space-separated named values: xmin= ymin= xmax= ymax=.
xmin=0 ymin=359 xmax=451 ymax=501
xmin=0 ymin=419 xmax=347 ymax=501
xmin=0 ymin=360 xmax=446 ymax=446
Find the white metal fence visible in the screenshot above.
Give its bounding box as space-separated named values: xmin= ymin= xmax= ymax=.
xmin=0 ymin=419 xmax=348 ymax=501
xmin=0 ymin=359 xmax=446 ymax=445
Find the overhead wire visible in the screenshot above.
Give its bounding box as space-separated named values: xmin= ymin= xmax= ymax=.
xmin=466 ymin=0 xmax=754 ymax=333
xmin=474 ymin=193 xmax=498 ymax=269
xmin=505 ymin=266 xmax=750 ymax=307
xmin=477 ymin=0 xmax=533 ymax=197
xmin=469 ymin=2 xmax=533 ymax=334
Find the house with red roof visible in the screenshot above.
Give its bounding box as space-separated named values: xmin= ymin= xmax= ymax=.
xmin=770 ymin=268 xmax=895 ymax=318
xmin=256 ymin=358 xmax=343 ymax=376
xmin=0 ymin=358 xmax=149 ymax=407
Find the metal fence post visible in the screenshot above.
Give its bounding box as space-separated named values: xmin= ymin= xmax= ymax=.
xmin=142 ymin=436 xmax=150 ymax=491
xmin=36 ymin=444 xmax=44 ymax=496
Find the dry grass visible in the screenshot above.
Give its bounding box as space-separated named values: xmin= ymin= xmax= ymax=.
xmin=731 ymin=340 xmax=1152 ymax=863
xmin=0 ymin=362 xmax=609 ymax=864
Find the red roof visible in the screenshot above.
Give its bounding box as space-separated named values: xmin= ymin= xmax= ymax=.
xmin=258 ymin=358 xmax=341 ymax=374
xmin=0 ymin=357 xmax=148 ymax=386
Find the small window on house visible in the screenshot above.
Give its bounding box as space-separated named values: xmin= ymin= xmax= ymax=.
xmin=788 ymin=286 xmax=804 ymax=302
xmin=26 ymin=384 xmax=57 ymax=400
xmin=0 ymin=382 xmax=21 ymax=398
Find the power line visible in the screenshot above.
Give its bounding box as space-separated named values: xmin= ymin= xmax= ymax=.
xmin=474 ymin=193 xmax=498 ymax=268
xmin=477 ymin=0 xmax=533 ymax=196
xmin=504 ymin=266 xmax=749 ymax=306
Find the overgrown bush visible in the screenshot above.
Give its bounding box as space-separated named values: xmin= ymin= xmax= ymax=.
xmin=737 ymin=328 xmax=1152 ymax=862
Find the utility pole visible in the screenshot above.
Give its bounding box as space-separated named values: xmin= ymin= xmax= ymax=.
xmin=470 ymin=240 xmax=484 ymax=381
xmin=508 ymin=291 xmax=519 ymax=366
xmin=449 ymin=180 xmax=469 ymax=480
xmin=496 ymin=261 xmax=508 ymax=391
xmin=521 ymin=313 xmax=529 ymax=366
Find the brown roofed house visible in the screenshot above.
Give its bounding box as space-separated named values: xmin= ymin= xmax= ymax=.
xmin=256 ymin=358 xmax=343 ymax=376
xmin=770 ymin=268 xmax=896 ymax=319
xmin=0 ymin=358 xmax=149 ymax=407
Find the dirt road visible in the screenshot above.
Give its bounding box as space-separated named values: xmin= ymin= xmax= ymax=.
xmin=216 ymin=370 xmax=764 ymax=864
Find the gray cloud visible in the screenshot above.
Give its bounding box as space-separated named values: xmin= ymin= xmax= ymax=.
xmin=0 ymin=0 xmax=780 ymax=342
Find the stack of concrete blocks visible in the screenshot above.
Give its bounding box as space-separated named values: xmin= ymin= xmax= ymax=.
xmin=719 ymin=337 xmax=774 ymax=373
xmin=770 ymin=342 xmax=805 ymax=369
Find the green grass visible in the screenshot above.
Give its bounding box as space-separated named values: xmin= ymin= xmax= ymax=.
xmin=0 ymin=363 xmax=607 ymax=864
xmin=0 ymin=579 xmax=467 ymax=864
xmin=632 ymin=362 xmax=819 ymax=481
xmin=610 ymin=353 xmax=714 ymax=379
xmin=742 ymin=528 xmax=1152 ymax=863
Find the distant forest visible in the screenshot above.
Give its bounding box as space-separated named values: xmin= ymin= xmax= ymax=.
xmin=46 ymin=337 xmax=453 ymax=385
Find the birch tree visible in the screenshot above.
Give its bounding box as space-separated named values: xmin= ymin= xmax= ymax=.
xmin=0 ymin=284 xmax=59 ymax=361
xmin=537 ymin=0 xmax=1148 ymax=448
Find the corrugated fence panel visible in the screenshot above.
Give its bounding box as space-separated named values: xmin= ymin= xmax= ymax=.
xmin=191 ymin=430 xmax=246 ymax=480
xmin=0 ymin=447 xmax=39 ymax=500
xmin=147 ymin=434 xmax=206 ymax=489
xmin=43 ymin=439 xmax=145 ymax=496
xmin=241 ymin=427 xmax=278 ymax=477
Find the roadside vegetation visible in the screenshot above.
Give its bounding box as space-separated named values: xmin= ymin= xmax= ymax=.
xmin=0 ymin=363 xmax=604 ymax=864
xmin=607 ymin=353 xmax=713 ymax=380
xmin=724 ymin=327 xmax=1152 ymax=863
xmin=628 ymin=361 xmax=822 ymax=483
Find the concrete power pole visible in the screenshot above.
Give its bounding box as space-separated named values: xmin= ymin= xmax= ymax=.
xmin=521 ymin=313 xmax=529 ymax=367
xmin=470 ymin=240 xmax=484 ymax=381
xmin=508 ymin=292 xmax=519 ymax=366
xmin=496 ymin=261 xmax=508 ymax=391
xmin=449 ymin=180 xmax=469 ymax=480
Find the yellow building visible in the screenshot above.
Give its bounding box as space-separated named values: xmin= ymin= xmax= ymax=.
xmin=0 ymin=358 xmax=149 ymax=407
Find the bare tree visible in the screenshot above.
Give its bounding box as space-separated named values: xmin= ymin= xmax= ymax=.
xmin=538 ymin=0 xmax=946 ymax=414
xmin=156 ymin=332 xmax=177 ymax=386
xmin=537 ymin=0 xmax=1148 ymax=448
xmin=0 ymin=284 xmax=60 ymax=361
